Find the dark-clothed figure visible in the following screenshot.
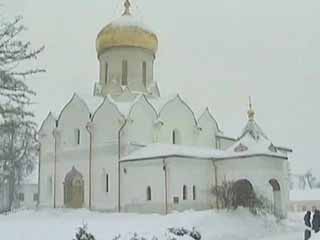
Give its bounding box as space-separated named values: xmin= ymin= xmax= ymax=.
xmin=313 ymin=210 xmax=320 ymax=233
xmin=305 ymin=211 xmax=312 ymax=240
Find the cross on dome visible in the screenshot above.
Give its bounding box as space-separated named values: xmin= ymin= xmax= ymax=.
xmin=122 ymin=0 xmax=131 ymax=16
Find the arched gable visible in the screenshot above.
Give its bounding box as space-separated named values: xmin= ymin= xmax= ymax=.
xmin=197 ymin=108 xmax=221 ymax=148
xmin=159 ymin=94 xmax=198 ymax=126
xmin=92 ymin=96 xmax=125 ymax=145
xmin=57 ymin=93 xmax=91 ymax=147
xmin=39 ymin=112 xmax=56 ymax=135
xmin=58 ymin=93 xmax=90 ymax=124
xmin=157 ymin=95 xmax=198 ymax=145
xmin=39 ymin=112 xmax=56 ymax=151
xmin=128 ymin=95 xmax=157 ymax=119
xmin=198 ymin=108 xmax=221 ymax=132
xmin=126 ymin=95 xmax=157 ymax=145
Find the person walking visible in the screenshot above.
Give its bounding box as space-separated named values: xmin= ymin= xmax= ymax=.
xmin=312 ymin=210 xmax=320 ymax=234
xmin=304 ymin=211 xmax=312 ymax=240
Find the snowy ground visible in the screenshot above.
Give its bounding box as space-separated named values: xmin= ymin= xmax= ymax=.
xmin=0 ymin=208 xmax=306 ymax=240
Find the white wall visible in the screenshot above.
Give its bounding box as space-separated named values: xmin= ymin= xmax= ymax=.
xmin=166 ymin=158 xmax=214 ymax=212
xmin=120 ymin=157 xmax=215 ymax=214
xmin=91 ymin=97 xmax=124 ymax=211
xmin=37 ymin=91 xmax=289 ymax=217
xmin=54 ymin=94 xmax=91 ymax=208
xmin=120 ymin=159 xmax=165 ymax=214
xmin=91 ymin=145 xmax=118 ymax=211
xmin=215 ymin=156 xmax=289 ymax=218
xmin=39 ymin=113 xmax=56 ymax=208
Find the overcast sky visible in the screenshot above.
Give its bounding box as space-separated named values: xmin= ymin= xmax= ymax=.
xmin=2 ymin=0 xmax=320 ymax=175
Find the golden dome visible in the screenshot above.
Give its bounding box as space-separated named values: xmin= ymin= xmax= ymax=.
xmin=96 ymin=1 xmax=158 ymax=56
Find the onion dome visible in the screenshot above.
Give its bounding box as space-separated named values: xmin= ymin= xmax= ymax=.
xmin=96 ymin=0 xmax=158 ymax=56
xmin=240 ymin=97 xmax=268 ymax=141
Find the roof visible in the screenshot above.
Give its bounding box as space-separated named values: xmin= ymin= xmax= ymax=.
xmin=290 ymin=189 xmax=320 ymax=202
xmin=240 ymin=118 xmax=269 ymax=141
xmin=224 ymin=113 xmax=289 ymax=159
xmin=42 ymin=93 xmax=201 ymax=126
xmin=121 ymin=143 xmax=224 ymax=162
xmin=225 ymin=133 xmax=287 ymax=159
xmin=121 ymin=140 xmax=288 ymax=163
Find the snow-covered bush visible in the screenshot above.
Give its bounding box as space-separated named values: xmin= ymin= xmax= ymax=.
xmin=250 ymin=194 xmax=275 ymax=216
xmin=110 ymin=228 xmax=201 ymax=240
xmin=73 ymin=224 xmax=95 ymax=240
xmin=168 ymin=227 xmax=201 ymax=240
xmin=111 ymin=233 xmax=158 ymax=240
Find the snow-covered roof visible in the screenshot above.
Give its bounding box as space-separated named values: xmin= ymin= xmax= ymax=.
xmin=290 ymin=189 xmax=320 ymax=202
xmin=223 ymin=107 xmax=289 ymax=159
xmin=121 ymin=143 xmax=224 ymax=162
xmin=109 ymin=14 xmax=155 ymax=35
xmin=224 ymin=133 xmax=287 ymax=159
xmin=41 ymin=91 xmax=209 ymax=132
xmin=240 ymin=118 xmax=269 ymax=141
xmin=121 ymin=137 xmax=289 ymax=162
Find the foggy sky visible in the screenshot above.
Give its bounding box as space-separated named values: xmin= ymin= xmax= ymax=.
xmin=2 ymin=0 xmax=320 ymax=175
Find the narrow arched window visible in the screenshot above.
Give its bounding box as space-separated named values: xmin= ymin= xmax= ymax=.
xmin=122 ymin=60 xmax=128 ymax=86
xmin=75 ymin=128 xmax=80 ymax=145
xmin=192 ymin=185 xmax=196 ymax=200
xmin=172 ymin=129 xmax=181 ymax=144
xmin=105 ymin=63 xmax=108 ymax=85
xmin=183 ymin=185 xmax=187 ymax=200
xmin=105 ymin=174 xmax=109 ymax=193
xmin=142 ymin=61 xmax=147 ymax=87
xmin=147 ymin=186 xmax=152 ymax=201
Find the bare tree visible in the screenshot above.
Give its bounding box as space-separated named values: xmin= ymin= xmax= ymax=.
xmin=212 ymin=180 xmax=235 ymax=209
xmin=0 ymin=14 xmax=44 ymax=210
xmin=304 ymin=170 xmax=316 ymax=189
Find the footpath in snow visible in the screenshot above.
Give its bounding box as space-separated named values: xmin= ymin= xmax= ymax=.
xmin=0 ymin=208 xmax=305 ymax=240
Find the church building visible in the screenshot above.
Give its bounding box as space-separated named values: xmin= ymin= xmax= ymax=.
xmin=38 ymin=0 xmax=292 ymax=218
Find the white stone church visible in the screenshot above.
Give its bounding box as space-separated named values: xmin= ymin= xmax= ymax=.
xmin=38 ymin=0 xmax=292 ymax=218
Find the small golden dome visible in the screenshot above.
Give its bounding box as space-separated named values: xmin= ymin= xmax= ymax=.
xmin=96 ymin=1 xmax=158 ymax=56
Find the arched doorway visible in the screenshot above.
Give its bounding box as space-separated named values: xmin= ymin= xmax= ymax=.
xmin=269 ymin=179 xmax=282 ymax=217
xmin=232 ymin=179 xmax=255 ymax=208
xmin=64 ymin=167 xmax=84 ymax=209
